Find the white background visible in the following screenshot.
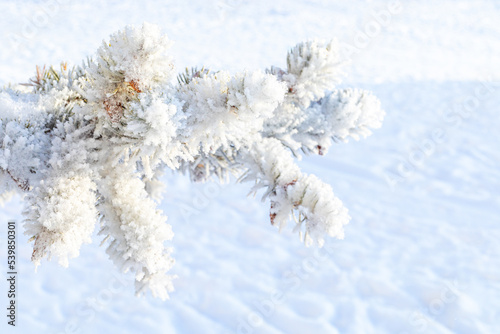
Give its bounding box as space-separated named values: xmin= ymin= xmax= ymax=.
xmin=0 ymin=0 xmax=499 ymax=333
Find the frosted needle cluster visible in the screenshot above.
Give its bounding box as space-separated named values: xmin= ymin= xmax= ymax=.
xmin=0 ymin=23 xmax=384 ymax=299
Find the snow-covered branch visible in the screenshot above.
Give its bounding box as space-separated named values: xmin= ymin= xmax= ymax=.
xmin=0 ymin=23 xmax=384 ymax=299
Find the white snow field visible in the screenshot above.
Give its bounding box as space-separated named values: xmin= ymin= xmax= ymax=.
xmin=1 ymin=0 xmax=499 ymax=333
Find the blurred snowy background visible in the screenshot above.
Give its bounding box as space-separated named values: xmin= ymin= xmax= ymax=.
xmin=0 ymin=0 xmax=499 ymax=333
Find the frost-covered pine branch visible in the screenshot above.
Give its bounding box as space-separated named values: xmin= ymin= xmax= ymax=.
xmin=0 ymin=23 xmax=384 ymax=299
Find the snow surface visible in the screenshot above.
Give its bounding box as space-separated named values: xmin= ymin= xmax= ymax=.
xmin=0 ymin=0 xmax=499 ymax=333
